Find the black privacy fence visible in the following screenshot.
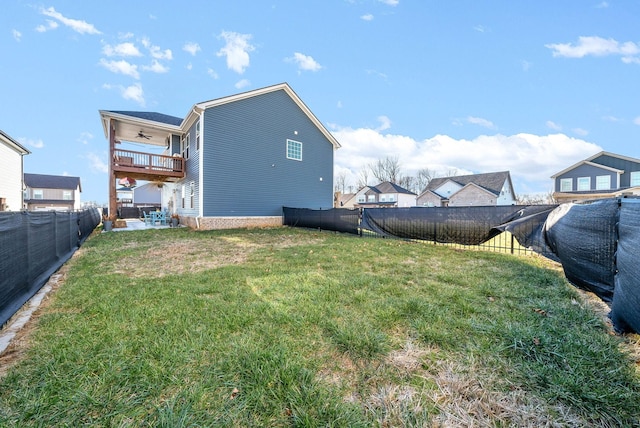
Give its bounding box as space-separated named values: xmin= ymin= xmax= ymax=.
xmin=284 ymin=198 xmax=640 ymax=334
xmin=0 ymin=209 xmax=101 ymax=328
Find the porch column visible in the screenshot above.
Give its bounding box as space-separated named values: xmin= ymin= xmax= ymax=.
xmin=108 ymin=118 xmax=117 ymax=218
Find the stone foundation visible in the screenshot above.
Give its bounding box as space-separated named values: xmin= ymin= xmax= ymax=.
xmin=180 ymin=216 xmax=283 ymax=230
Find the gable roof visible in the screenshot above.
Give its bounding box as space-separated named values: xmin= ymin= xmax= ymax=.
xmin=192 ymin=83 xmax=341 ymax=149
xmin=0 ymin=129 xmax=30 ymax=155
xmin=423 ymin=171 xmax=511 ymax=198
xmin=550 ymin=151 xmax=633 ymax=178
xmin=366 ymin=181 xmax=416 ymax=195
xmin=24 ymin=173 xmax=82 ymax=192
xmin=99 ymin=83 xmax=341 ymax=150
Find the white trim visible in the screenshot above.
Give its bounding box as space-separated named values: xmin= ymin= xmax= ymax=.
xmin=192 ymin=83 xmax=341 ymax=150
xmin=577 ymin=176 xmax=591 ymax=191
xmin=560 ymin=178 xmax=572 ymax=192
xmin=198 ymin=111 xmax=204 ymax=217
xmin=550 ymin=159 xmax=624 ymax=178
xmin=595 ymin=175 xmax=610 ymax=190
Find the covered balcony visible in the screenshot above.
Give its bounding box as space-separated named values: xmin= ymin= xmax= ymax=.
xmin=113 ymin=148 xmax=184 ymax=182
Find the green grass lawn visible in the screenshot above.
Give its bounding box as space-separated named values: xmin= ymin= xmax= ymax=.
xmin=1 ymin=227 xmax=639 ymax=426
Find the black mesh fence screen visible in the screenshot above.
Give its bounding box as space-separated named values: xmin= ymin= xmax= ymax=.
xmin=283 ymin=207 xmax=360 ymax=234
xmin=284 ymin=198 xmax=640 ymax=333
xmin=0 ymin=209 xmax=100 ymax=327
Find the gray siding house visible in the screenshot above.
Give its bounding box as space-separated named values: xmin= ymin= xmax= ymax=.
xmin=551 ymin=151 xmax=640 ymax=203
xmin=100 ymin=83 xmax=340 ymax=229
xmin=417 ymin=171 xmax=516 ymax=207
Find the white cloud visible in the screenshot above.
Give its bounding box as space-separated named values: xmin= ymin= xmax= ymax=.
xmin=35 ymin=20 xmax=58 ymax=33
xmin=331 ymin=124 xmax=601 ymax=193
xmin=361 ymin=14 xmax=374 ymax=21
xmin=235 ymin=79 xmax=251 ymax=89
xmin=286 ymin=52 xmax=323 ymax=72
xmin=102 ymin=42 xmax=142 ymax=57
xmin=99 ymin=59 xmax=140 ymax=79
xmin=142 ymin=60 xmax=169 ymax=73
xmin=40 ymin=7 xmax=101 ymax=35
xmin=546 ymin=120 xmax=562 ymax=131
xmin=573 ymin=128 xmax=589 ymax=136
xmin=183 ymin=42 xmax=201 ymax=56
xmin=141 ymin=37 xmax=173 ymax=60
xmin=633 ymin=117 xmax=640 ymax=125
xmin=77 ymin=132 xmax=93 ymax=145
xmin=467 ymin=116 xmax=496 ymax=129
xmin=122 ymin=83 xmax=145 ymax=106
xmin=473 ymin=25 xmax=486 ymax=33
xmin=19 ymin=137 xmax=44 ymax=149
xmin=207 ymin=68 xmax=219 ymax=79
xmin=12 ymin=29 xmax=21 ymax=41
xmin=546 ymin=36 xmax=640 ymax=61
xmin=217 ymin=31 xmax=255 ymax=74
xmin=86 ymin=152 xmax=108 ymax=173
xmin=186 ymin=62 xmax=193 ymax=70
xmin=596 ymin=1 xmax=609 ymax=8
xmin=379 ymin=0 xmax=399 ymax=5
xmin=521 ymin=60 xmax=532 ymax=71
xmin=375 ymin=115 xmax=392 ymax=131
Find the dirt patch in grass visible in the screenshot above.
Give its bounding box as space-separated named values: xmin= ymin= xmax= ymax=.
xmin=110 ymin=233 xmax=322 ymax=278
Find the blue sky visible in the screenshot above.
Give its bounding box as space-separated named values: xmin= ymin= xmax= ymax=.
xmin=2 ymin=0 xmax=640 ymax=203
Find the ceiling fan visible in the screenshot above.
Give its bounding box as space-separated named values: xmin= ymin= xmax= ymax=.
xmin=137 ymin=131 xmax=151 ymax=140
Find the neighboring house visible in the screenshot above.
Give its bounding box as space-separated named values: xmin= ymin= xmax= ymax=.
xmin=0 ymin=129 xmax=30 ymax=211
xmin=116 ymin=186 xmax=134 ymax=207
xmin=133 ymin=182 xmax=162 ymax=207
xmin=417 ymin=171 xmax=516 ymax=207
xmin=551 ymin=151 xmax=640 ymax=203
xmin=334 ymin=192 xmax=356 ymax=208
xmin=354 ymin=182 xmax=417 ymax=208
xmin=100 ymin=83 xmax=340 ymax=229
xmin=23 ymin=173 xmax=82 ymax=211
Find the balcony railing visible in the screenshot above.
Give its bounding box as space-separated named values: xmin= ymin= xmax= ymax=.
xmin=113 ymin=148 xmax=184 ymax=181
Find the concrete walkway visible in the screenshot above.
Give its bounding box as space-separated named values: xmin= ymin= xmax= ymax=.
xmin=106 ymin=219 xmax=173 ymax=232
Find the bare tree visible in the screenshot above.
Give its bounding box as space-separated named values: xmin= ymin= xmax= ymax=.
xmin=369 ymin=155 xmax=403 ymax=184
xmin=415 ymin=168 xmax=434 ymax=193
xmin=334 ymin=170 xmax=348 ymax=193
xmin=356 ymin=167 xmax=370 ymax=190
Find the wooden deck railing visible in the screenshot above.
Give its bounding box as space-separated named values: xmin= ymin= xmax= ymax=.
xmin=113 ymin=148 xmax=184 ymax=179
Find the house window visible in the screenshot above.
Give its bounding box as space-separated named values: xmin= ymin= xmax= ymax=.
xmin=388 ymin=194 xmax=395 ymax=202
xmin=189 ymin=181 xmax=195 ymax=209
xmin=182 ymin=134 xmax=190 ymax=160
xmin=367 ymin=195 xmax=376 ymax=202
xmin=33 ymin=189 xmax=44 ymax=199
xmin=195 ymin=120 xmax=200 ymax=151
xmin=577 ymin=177 xmax=590 ymax=191
xmin=596 ymin=175 xmax=610 ymax=190
xmin=380 ymin=195 xmax=387 ymax=202
xmin=63 ymin=191 xmax=72 ymax=200
xmin=286 ymin=139 xmax=302 ymax=161
xmin=357 ymin=195 xmax=365 ymax=203
xmin=631 ymin=171 xmax=640 ymax=187
xmin=181 ymin=185 xmax=186 ymax=209
xmin=560 ymin=178 xmax=572 ymax=192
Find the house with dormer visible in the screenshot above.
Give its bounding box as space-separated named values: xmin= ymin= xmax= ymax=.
xmin=354 ymin=182 xmax=416 ymax=208
xmin=417 ymin=171 xmax=516 ymax=207
xmin=551 ymin=151 xmax=640 ymax=203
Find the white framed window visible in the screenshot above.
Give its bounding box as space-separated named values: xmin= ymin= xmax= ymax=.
xmin=189 ymin=181 xmax=195 ymax=209
xmin=182 ymin=134 xmax=190 ymax=159
xmin=631 ymin=171 xmax=640 ymax=187
xmin=388 ymin=194 xmax=396 ymax=202
xmin=286 ymin=139 xmax=302 ymax=161
xmin=357 ymin=195 xmax=366 ymax=203
xmin=181 ymin=185 xmax=186 ymax=209
xmin=560 ymin=178 xmax=572 ymax=192
xmin=63 ymin=190 xmax=72 ymax=200
xmin=596 ymin=175 xmax=610 ymax=190
xmin=577 ymin=177 xmax=590 ymax=191
xmin=33 ymin=189 xmax=43 ymax=199
xmin=195 ymin=120 xmax=200 ymax=150
xmin=380 ymin=195 xmax=387 ymax=202
xmin=367 ymin=195 xmax=376 ymax=202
